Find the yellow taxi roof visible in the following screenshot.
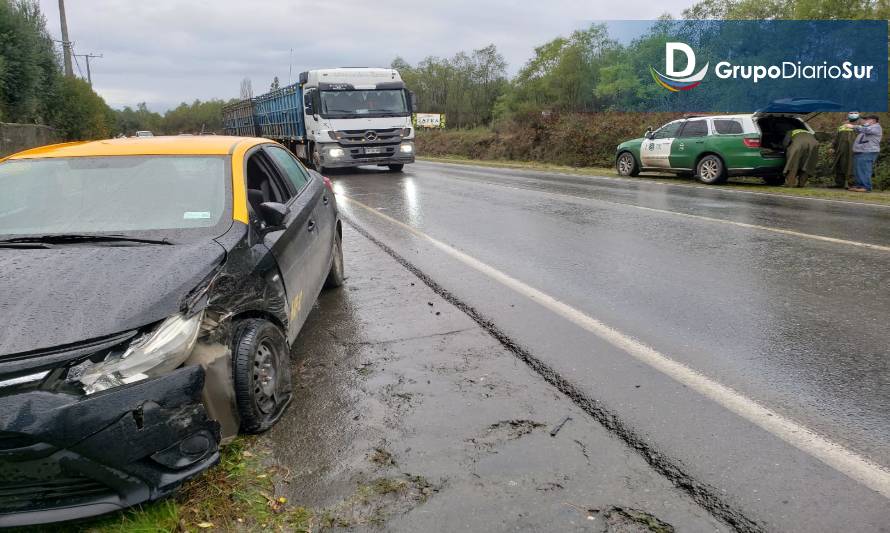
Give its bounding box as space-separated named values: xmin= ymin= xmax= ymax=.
xmin=5 ymin=136 xmax=270 ymax=160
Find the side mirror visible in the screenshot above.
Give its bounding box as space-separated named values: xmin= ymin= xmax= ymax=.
xmin=409 ymin=91 xmax=418 ymax=112
xmin=258 ymin=202 xmax=290 ymax=230
xmin=645 ymin=128 xmax=654 ymax=139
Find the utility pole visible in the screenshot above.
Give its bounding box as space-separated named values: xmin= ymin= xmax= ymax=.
xmin=75 ymin=53 xmax=103 ymax=86
xmin=58 ymin=0 xmax=74 ymax=77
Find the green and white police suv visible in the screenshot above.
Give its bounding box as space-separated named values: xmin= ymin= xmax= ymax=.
xmin=616 ymin=110 xmax=817 ymax=185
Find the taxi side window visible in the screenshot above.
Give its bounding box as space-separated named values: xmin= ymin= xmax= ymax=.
xmin=678 ymin=120 xmax=709 ymax=138
xmin=265 ymin=145 xmax=310 ymax=192
xmin=653 ymin=121 xmax=682 ymax=139
xmin=246 ymin=151 xmax=293 ymax=225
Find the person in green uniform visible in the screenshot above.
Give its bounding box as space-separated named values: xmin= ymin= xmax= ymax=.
xmin=782 ymin=128 xmax=819 ymax=187
xmin=831 ymin=112 xmax=859 ymax=188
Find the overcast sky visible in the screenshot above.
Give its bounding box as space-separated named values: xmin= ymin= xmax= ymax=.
xmin=37 ymin=0 xmax=693 ymax=112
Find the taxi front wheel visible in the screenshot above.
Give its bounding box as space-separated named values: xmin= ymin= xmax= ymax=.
xmin=232 ymin=319 xmax=292 ymax=434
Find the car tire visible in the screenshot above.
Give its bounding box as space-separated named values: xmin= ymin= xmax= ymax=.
xmin=763 ymin=175 xmax=784 ymax=186
xmin=388 ymin=164 xmax=405 ymax=172
xmin=696 ymin=155 xmax=726 ymax=184
xmin=616 ymin=151 xmax=640 ymax=177
xmin=232 ymin=319 xmax=292 ymax=434
xmin=324 ymin=231 xmax=345 ymax=289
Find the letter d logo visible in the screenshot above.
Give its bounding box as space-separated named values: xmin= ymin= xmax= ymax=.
xmin=666 ymin=43 xmax=696 ymax=77
xmin=650 ymin=42 xmax=709 ymax=92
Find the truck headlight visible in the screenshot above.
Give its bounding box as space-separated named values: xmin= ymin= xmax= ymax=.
xmin=69 ymin=312 xmax=203 ymax=395
xmin=400 ymin=143 xmax=414 ymax=153
xmin=328 ymin=148 xmax=345 ymax=158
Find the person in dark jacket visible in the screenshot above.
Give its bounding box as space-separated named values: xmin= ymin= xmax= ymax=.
xmin=849 ymin=115 xmax=882 ymax=192
xmin=783 ymin=128 xmax=819 ymax=187
xmin=831 ymin=112 xmax=859 ymax=188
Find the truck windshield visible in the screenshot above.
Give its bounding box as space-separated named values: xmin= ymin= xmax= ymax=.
xmin=0 ymin=156 xmax=228 ymax=238
xmin=320 ymin=89 xmax=408 ymax=117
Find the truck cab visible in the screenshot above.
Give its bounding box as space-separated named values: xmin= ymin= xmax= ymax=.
xmin=301 ymin=68 xmax=415 ymax=172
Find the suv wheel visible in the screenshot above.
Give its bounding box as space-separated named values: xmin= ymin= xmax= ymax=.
xmin=616 ymin=152 xmax=640 ymax=177
xmin=232 ymin=319 xmax=292 ymax=434
xmin=696 ymin=155 xmax=726 ymax=184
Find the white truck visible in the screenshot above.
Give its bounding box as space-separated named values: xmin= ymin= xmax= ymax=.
xmin=223 ymin=68 xmax=416 ymax=172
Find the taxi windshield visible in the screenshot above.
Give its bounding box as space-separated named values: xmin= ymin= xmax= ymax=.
xmin=0 ymin=155 xmax=229 ymax=237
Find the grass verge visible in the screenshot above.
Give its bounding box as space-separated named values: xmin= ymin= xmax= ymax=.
xmin=419 ymin=155 xmax=890 ymax=206
xmin=59 ymin=437 xmax=315 ymax=533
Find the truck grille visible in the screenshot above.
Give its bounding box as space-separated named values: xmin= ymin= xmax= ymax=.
xmin=337 ymin=128 xmax=402 ymax=146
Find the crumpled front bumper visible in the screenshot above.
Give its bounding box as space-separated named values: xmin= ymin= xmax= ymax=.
xmin=0 ymin=365 xmax=220 ymax=527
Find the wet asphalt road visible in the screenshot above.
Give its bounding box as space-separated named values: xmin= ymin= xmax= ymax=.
xmin=328 ymin=160 xmax=890 ymax=531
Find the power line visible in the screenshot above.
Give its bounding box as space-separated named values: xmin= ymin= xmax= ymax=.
xmin=74 ymin=52 xmax=103 ymax=86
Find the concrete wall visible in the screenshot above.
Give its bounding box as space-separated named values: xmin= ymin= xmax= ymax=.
xmin=0 ymin=123 xmax=61 ymax=158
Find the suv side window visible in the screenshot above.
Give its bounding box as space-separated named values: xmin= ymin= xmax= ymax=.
xmin=713 ymin=119 xmax=743 ymax=134
xmin=266 ymin=145 xmax=310 ymax=193
xmin=653 ymin=121 xmax=683 ymax=139
xmin=679 ymin=120 xmax=709 ymax=138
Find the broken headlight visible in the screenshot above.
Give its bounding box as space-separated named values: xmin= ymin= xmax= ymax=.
xmin=69 ymin=311 xmax=203 ymax=395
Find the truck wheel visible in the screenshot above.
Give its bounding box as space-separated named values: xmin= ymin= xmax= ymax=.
xmin=616 ymin=152 xmax=639 ymax=177
xmin=232 ymin=319 xmax=292 ymax=434
xmin=324 ymin=230 xmax=345 ymax=289
xmin=696 ymin=155 xmax=726 ymax=184
xmin=387 ymin=164 xmax=405 ymax=172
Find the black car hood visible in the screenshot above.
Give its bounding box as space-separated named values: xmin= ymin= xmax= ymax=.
xmin=0 ymin=241 xmax=225 ymax=357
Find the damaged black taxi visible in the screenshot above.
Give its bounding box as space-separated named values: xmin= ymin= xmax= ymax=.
xmin=0 ymin=136 xmax=344 ymax=526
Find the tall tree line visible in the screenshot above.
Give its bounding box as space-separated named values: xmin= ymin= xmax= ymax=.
xmin=393 ymin=44 xmax=509 ymax=128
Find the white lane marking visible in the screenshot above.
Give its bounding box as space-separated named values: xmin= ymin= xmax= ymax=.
xmin=340 ymin=193 xmax=890 ymax=499
xmin=418 ymin=159 xmax=890 ymax=210
xmin=412 ymin=166 xmax=890 ymax=254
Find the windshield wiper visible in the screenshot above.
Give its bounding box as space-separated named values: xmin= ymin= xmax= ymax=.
xmin=0 ymin=234 xmax=173 ymax=246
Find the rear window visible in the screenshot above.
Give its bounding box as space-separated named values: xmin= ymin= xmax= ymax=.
xmin=714 ymin=119 xmax=744 ymax=134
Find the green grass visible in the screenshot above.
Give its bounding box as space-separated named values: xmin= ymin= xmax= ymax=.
xmin=56 ymin=437 xmax=318 ymax=533
xmin=419 ymin=155 xmax=890 ymax=206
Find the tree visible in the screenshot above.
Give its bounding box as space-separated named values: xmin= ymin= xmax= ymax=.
xmin=52 ymin=76 xmax=114 ymax=140
xmin=496 ymin=24 xmax=619 ymax=116
xmin=240 ymin=77 xmax=253 ymax=99
xmin=393 ymin=44 xmax=508 ymax=128
xmin=0 ymin=0 xmax=61 ymax=123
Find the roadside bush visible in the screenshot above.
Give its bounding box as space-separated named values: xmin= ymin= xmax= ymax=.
xmin=417 ymin=111 xmax=890 ymax=189
xmin=416 ymin=111 xmax=682 ymax=169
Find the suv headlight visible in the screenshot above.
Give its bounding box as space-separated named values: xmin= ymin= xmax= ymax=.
xmin=69 ymin=311 xmax=203 ymax=395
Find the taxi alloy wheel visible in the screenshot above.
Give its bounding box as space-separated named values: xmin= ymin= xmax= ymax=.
xmin=233 ymin=319 xmax=292 ymax=433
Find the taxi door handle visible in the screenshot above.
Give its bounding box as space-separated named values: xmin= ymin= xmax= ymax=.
xmin=307 ymin=219 xmax=316 ymax=232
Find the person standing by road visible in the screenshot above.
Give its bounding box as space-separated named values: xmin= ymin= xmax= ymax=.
xmin=849 ymin=115 xmax=882 ymax=192
xmin=782 ymin=128 xmax=820 ymax=187
xmin=831 ymin=112 xmax=859 ymax=188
